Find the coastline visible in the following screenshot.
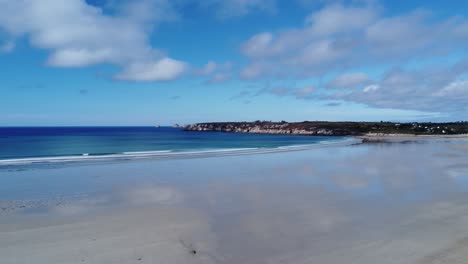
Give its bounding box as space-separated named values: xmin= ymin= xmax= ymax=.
xmin=3 ymin=132 xmax=468 ymax=166
xmin=185 ymin=121 xmax=468 ymax=136
xmin=0 ymin=127 xmax=343 ymax=163
xmin=0 ymin=137 xmax=358 ymax=167
xmin=358 ymin=133 xmax=468 ymax=143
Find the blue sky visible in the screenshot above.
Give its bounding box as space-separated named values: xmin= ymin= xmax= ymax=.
xmin=1 ymin=0 xmax=467 ymax=126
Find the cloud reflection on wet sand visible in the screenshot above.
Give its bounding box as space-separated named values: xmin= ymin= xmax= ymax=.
xmin=1 ymin=139 xmax=468 ymax=263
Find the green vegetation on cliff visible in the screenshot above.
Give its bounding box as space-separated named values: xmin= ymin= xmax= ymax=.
xmin=185 ymin=121 xmax=468 ymax=136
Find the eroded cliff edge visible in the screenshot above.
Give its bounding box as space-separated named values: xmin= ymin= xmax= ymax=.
xmin=185 ymin=121 xmax=468 ymax=136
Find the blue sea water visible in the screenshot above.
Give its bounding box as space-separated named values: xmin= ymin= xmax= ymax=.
xmin=0 ymin=127 xmax=346 ymax=161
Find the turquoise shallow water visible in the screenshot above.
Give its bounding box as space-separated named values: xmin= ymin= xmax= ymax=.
xmin=0 ymin=127 xmax=345 ymax=160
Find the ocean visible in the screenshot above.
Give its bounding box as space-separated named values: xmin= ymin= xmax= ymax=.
xmin=0 ymin=127 xmax=348 ymax=164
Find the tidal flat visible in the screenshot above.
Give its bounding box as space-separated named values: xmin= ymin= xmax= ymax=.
xmin=1 ymin=138 xmax=468 ymax=264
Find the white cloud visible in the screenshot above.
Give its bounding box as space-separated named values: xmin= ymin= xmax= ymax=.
xmin=200 ymin=0 xmax=276 ymax=19
xmin=257 ymin=58 xmax=468 ymax=116
xmin=365 ymin=10 xmax=440 ymax=56
xmin=453 ymin=21 xmax=468 ymax=39
xmin=240 ymin=63 xmax=265 ymax=79
xmin=0 ymin=0 xmax=186 ymax=81
xmin=242 ymin=32 xmax=274 ymax=58
xmin=207 ymin=73 xmax=232 ymax=84
xmin=328 ymin=72 xmax=372 ymax=88
xmin=239 ymin=3 xmax=380 ymax=78
xmin=195 ymin=60 xmax=233 ymax=83
xmin=47 ymin=48 xmax=116 ymax=67
xmin=240 ymin=3 xmax=468 ymax=79
xmin=198 ymin=61 xmax=218 ymax=75
xmin=196 ymin=60 xmax=232 ymax=75
xmin=328 ymin=61 xmax=468 ymax=114
xmin=115 ymin=58 xmax=187 ymax=81
xmin=362 ymin=84 xmax=379 ymax=92
xmin=291 ymin=39 xmax=345 ymax=66
xmin=433 ymin=80 xmax=468 ymax=97
xmin=118 ymin=0 xmax=179 ymax=24
xmin=305 ymin=3 xmax=378 ymax=35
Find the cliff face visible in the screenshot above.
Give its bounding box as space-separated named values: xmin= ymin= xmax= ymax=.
xmin=184 ymin=121 xmax=468 ymax=136
xmin=184 ymin=122 xmax=359 ymax=136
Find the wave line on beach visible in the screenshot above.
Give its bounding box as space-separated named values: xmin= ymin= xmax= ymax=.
xmin=0 ymin=137 xmax=360 ymax=166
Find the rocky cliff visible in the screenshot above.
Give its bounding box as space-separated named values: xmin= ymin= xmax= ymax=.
xmin=184 ymin=121 xmax=468 ymax=136
xmin=185 ymin=122 xmax=362 ymax=136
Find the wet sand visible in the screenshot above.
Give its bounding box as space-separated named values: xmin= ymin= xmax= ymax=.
xmin=1 ymin=138 xmax=468 ymax=263
xmin=359 ymin=133 xmax=468 ymax=143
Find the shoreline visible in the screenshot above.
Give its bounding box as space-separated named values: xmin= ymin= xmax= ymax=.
xmin=2 ymin=133 xmax=468 ymax=166
xmin=358 ymin=133 xmax=468 ymax=143
xmin=0 ymin=137 xmax=359 ymax=167
xmin=2 ymin=133 xmax=467 ymax=166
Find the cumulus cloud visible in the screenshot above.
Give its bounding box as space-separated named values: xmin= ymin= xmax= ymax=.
xmin=195 ymin=61 xmax=233 ymax=83
xmin=196 ymin=61 xmax=232 ymax=74
xmin=433 ymin=80 xmax=468 ymax=98
xmin=240 ymin=2 xmax=468 ymax=79
xmin=200 ymin=0 xmax=276 ymax=19
xmin=329 ymin=61 xmax=468 ymax=114
xmin=115 ymin=58 xmax=187 ymax=81
xmin=364 ymin=10 xmax=446 ymax=57
xmin=253 ymin=58 xmax=468 ymax=116
xmin=327 ymin=72 xmax=372 ymax=88
xmin=304 ymin=3 xmax=378 ymax=35
xmin=207 ymin=73 xmax=232 ymax=84
xmin=242 ymin=32 xmax=275 ymax=58
xmin=198 ymin=61 xmax=218 ymax=76
xmin=237 ymin=1 xmax=468 ymax=117
xmin=240 ymin=63 xmax=265 ymax=79
xmin=0 ymin=0 xmax=186 ymax=81
xmin=362 ymin=84 xmax=379 ymax=93
xmin=453 ymin=21 xmax=468 ymax=39
xmin=239 ymin=3 xmax=380 ymax=78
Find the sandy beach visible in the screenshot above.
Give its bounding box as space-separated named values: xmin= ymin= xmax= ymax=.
xmin=359 ymin=133 xmax=468 ymax=142
xmin=2 ymin=138 xmax=468 ymax=263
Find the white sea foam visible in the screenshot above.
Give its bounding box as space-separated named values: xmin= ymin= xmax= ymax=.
xmin=122 ymin=150 xmax=173 ymax=155
xmin=0 ymin=137 xmax=361 ymax=166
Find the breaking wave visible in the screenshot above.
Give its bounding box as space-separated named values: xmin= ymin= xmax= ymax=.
xmin=0 ymin=137 xmax=360 ymax=166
